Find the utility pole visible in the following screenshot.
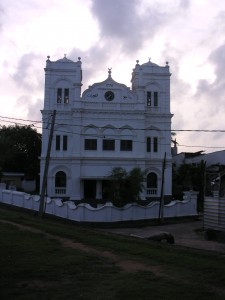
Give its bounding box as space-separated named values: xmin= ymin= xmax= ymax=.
xmin=39 ymin=110 xmax=56 ymax=217
xmin=158 ymin=152 xmax=166 ymax=223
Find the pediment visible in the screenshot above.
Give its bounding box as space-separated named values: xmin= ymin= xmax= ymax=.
xmin=82 ymin=75 xmax=137 ymax=102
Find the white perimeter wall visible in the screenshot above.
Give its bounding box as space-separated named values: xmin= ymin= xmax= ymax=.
xmin=0 ymin=184 xmax=198 ymax=223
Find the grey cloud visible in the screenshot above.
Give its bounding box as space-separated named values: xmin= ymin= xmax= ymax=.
xmin=214 ymin=11 xmax=225 ymax=33
xmin=90 ymin=0 xmax=172 ymax=54
xmin=195 ymin=43 xmax=225 ymax=102
xmin=209 ymin=43 xmax=225 ymax=88
xmin=160 ymin=45 xmax=193 ymax=143
xmin=12 ymin=53 xmax=44 ymax=91
xmin=69 ymin=46 xmax=112 ymax=90
xmin=12 ymin=53 xmax=44 ymax=124
xmin=26 ymin=98 xmax=42 ymax=122
xmin=192 ymin=42 xmax=225 ymax=141
xmin=161 ymin=45 xmax=192 ymax=103
xmin=16 ymin=95 xmax=30 ymax=106
xmin=75 ymin=0 xmax=193 ymax=94
xmin=91 ymin=0 xmax=138 ymax=36
xmin=179 ymin=0 xmax=190 ymax=9
xmin=16 ymin=95 xmax=42 ymax=123
xmin=0 ymin=6 xmax=4 ymax=32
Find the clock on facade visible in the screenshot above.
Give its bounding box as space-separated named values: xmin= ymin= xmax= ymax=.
xmin=104 ymin=91 xmax=115 ymax=101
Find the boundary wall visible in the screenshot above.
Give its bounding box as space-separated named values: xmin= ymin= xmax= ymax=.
xmin=0 ymin=185 xmax=198 ymax=223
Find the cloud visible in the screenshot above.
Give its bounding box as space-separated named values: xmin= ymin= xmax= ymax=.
xmin=186 ymin=42 xmax=225 ymax=147
xmin=78 ymin=0 xmax=193 ymax=90
xmin=16 ymin=95 xmax=42 ymax=124
xmin=69 ymin=45 xmax=114 ymax=91
xmin=195 ymin=43 xmax=225 ymax=109
xmin=12 ymin=53 xmax=44 ymax=123
xmin=11 ymin=53 xmax=44 ymax=91
xmin=0 ymin=5 xmax=4 ymax=32
xmin=179 ymin=0 xmax=190 ymax=9
xmin=160 ymin=44 xmax=192 ymax=129
xmin=209 ymin=43 xmax=225 ymax=87
xmin=91 ymin=0 xmax=139 ymax=44
xmin=91 ymin=0 xmax=138 ymax=35
xmin=26 ymin=98 xmax=43 ymax=122
xmin=90 ymin=0 xmax=172 ymax=54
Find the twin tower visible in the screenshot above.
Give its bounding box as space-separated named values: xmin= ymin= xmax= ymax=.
xmin=40 ymin=55 xmax=172 ymax=202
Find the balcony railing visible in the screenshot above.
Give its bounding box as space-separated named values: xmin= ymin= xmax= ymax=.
xmin=146 ymin=188 xmax=157 ymax=195
xmin=55 ymin=188 xmax=66 ymax=195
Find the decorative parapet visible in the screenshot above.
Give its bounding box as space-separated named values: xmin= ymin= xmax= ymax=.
xmin=0 ymin=187 xmax=198 ymax=223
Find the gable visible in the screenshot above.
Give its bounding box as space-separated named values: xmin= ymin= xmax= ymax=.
xmin=82 ymin=74 xmax=137 ymax=103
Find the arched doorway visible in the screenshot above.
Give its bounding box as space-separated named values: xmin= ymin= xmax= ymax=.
xmin=147 ymin=172 xmax=158 ymax=196
xmin=55 ymin=171 xmax=67 ymax=195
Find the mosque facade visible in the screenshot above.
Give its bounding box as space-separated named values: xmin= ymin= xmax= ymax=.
xmin=40 ymin=55 xmax=172 ymax=202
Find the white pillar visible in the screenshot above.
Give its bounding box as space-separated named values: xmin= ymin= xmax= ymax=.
xmin=96 ymin=180 xmax=102 ymax=200
xmin=70 ymin=178 xmax=82 ymax=200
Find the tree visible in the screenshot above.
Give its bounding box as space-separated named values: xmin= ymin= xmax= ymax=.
xmin=125 ymin=167 xmax=146 ymax=202
xmin=0 ymin=134 xmax=14 ymax=181
xmin=172 ymin=161 xmax=206 ymax=211
xmin=107 ymin=167 xmax=127 ymax=203
xmin=106 ymin=167 xmax=146 ymax=206
xmin=0 ymin=125 xmax=41 ymax=182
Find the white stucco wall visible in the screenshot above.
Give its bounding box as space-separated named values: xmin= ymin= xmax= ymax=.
xmin=0 ymin=187 xmax=198 ymax=223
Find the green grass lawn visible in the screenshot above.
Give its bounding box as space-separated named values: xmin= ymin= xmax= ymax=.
xmin=0 ymin=205 xmax=225 ymax=300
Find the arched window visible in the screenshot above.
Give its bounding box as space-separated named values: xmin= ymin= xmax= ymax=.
xmin=55 ymin=171 xmax=66 ymax=195
xmin=147 ymin=172 xmax=158 ymax=195
xmin=147 ymin=91 xmax=158 ymax=107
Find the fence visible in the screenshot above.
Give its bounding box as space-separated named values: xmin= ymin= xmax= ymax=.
xmin=204 ymin=193 xmax=225 ymax=232
xmin=0 ymin=184 xmax=198 ymax=223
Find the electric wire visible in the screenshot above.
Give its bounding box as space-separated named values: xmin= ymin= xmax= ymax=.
xmin=1 ymin=114 xmax=225 ymax=150
xmin=1 ymin=114 xmax=225 ymax=133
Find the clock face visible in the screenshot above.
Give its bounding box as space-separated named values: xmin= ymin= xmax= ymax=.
xmin=104 ymin=91 xmax=115 ymax=101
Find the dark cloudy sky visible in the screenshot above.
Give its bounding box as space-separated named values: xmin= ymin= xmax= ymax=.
xmin=1 ymin=0 xmax=225 ymax=153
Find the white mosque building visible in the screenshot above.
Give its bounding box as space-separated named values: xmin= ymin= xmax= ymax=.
xmin=40 ymin=55 xmax=173 ymax=203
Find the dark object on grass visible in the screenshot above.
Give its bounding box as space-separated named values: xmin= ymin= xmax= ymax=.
xmin=147 ymin=232 xmax=175 ymax=244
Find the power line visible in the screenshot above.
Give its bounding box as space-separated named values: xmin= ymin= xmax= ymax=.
xmin=1 ymin=115 xmax=225 ymax=150
xmin=2 ymin=114 xmax=225 ymax=133
xmin=178 ymin=144 xmax=225 ymax=149
xmin=0 ymin=115 xmax=42 ymax=124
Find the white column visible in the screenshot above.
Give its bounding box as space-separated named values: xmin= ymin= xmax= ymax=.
xmin=96 ymin=180 xmax=102 ymax=200
xmin=70 ymin=178 xmax=82 ymax=201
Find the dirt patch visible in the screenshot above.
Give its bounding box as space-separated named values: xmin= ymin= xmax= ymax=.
xmin=0 ymin=219 xmax=162 ymax=274
xmin=117 ymin=260 xmax=162 ymax=274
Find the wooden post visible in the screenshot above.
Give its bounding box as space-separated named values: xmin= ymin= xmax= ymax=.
xmin=39 ymin=110 xmax=56 ymax=217
xmin=158 ymin=152 xmax=166 ymax=223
